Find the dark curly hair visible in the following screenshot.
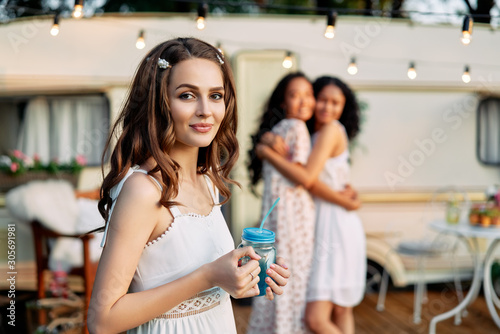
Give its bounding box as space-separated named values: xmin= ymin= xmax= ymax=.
xmin=247 ymin=72 xmax=310 ymax=188
xmin=307 ymin=76 xmax=360 ymax=140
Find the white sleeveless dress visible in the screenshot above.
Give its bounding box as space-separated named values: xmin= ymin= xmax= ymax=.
xmin=306 ymin=121 xmax=366 ymax=307
xmin=100 ymin=166 xmax=237 ymax=333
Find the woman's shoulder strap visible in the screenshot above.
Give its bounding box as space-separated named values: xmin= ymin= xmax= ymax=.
xmin=132 ymin=166 xmax=163 ymax=191
xmin=100 ymin=166 xmax=163 ymax=247
xmin=203 ymin=174 xmax=219 ymax=205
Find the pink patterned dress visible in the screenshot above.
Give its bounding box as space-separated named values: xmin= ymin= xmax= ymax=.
xmin=247 ymin=119 xmax=316 ymax=334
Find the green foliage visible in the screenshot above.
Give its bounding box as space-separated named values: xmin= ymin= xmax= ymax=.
xmin=0 ymin=150 xmax=86 ymax=176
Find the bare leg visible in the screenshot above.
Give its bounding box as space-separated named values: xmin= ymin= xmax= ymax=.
xmin=332 ymin=305 xmax=355 ymax=334
xmin=305 ymin=301 xmax=342 ymax=334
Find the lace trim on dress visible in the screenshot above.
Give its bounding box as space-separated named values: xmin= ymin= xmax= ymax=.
xmin=144 ymin=204 xmax=218 ymax=248
xmin=153 ymin=287 xmax=223 ymax=319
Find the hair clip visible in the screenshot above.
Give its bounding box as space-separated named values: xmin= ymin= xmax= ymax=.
xmin=158 ymin=58 xmax=171 ymax=69
xmin=216 ymin=53 xmax=224 ymax=65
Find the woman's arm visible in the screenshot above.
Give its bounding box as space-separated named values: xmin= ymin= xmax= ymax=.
xmin=258 ymin=122 xmax=343 ymax=189
xmin=88 ymin=175 xmax=262 ymax=334
xmin=309 ymin=182 xmax=361 ymax=211
xmin=258 ymin=123 xmax=360 ymax=209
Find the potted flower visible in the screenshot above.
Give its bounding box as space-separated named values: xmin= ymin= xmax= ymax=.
xmin=490 ymin=207 xmax=500 ymax=227
xmin=469 ymin=206 xmax=481 ymax=226
xmin=0 ymin=150 xmax=86 ymax=192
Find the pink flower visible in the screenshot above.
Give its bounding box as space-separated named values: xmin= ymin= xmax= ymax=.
xmin=12 ymin=150 xmax=23 ymax=159
xmin=75 ymin=155 xmax=87 ymax=166
xmin=33 ymin=153 xmax=40 ymax=162
xmin=10 ymin=162 xmax=19 ymax=173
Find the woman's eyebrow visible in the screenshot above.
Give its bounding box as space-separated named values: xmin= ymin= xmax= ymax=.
xmin=175 ymin=83 xmax=224 ymax=91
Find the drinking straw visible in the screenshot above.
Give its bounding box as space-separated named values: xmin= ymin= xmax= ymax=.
xmin=259 ymin=197 xmax=280 ymax=231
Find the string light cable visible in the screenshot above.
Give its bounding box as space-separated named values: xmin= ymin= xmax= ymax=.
xmin=1 ymin=3 xmax=500 ymax=83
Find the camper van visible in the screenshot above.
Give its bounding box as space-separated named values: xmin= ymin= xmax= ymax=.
xmin=0 ymin=13 xmax=499 ymax=296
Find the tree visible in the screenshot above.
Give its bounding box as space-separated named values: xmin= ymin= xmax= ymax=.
xmin=462 ymin=0 xmax=495 ymax=24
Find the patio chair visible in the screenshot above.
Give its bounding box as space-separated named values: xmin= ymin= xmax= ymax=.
xmin=31 ymin=219 xmax=97 ymax=333
xmin=376 ymin=186 xmax=473 ymax=325
xmin=5 ymin=179 xmax=103 ymax=334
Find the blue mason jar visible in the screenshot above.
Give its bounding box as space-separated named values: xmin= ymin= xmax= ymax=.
xmin=237 ymin=227 xmax=276 ymax=296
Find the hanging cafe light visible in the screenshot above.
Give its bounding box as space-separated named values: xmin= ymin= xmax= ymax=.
xmin=347 ymin=57 xmax=358 ymax=75
xmin=462 ymin=65 xmax=471 ymax=83
xmin=461 ymin=15 xmax=473 ymax=45
xmin=407 ymin=62 xmax=417 ymax=80
xmin=72 ymin=0 xmax=84 ymax=19
xmin=282 ymin=51 xmax=293 ymax=69
xmin=324 ymin=10 xmax=337 ymax=39
xmin=136 ymin=30 xmax=145 ymax=49
xmin=50 ymin=14 xmax=60 ymax=36
xmin=196 ymin=2 xmax=208 ymax=30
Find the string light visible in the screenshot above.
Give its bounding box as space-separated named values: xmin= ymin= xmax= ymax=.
xmin=282 ymin=51 xmax=293 ymax=69
xmin=324 ymin=10 xmax=337 ymax=39
xmin=196 ymin=2 xmax=208 ymax=30
xmin=407 ymin=62 xmax=417 ymax=80
xmin=136 ymin=30 xmax=145 ymax=49
xmin=72 ymin=0 xmax=83 ymax=19
xmin=462 ymin=65 xmax=471 ymax=83
xmin=461 ymin=15 xmax=473 ymax=45
xmin=347 ymin=57 xmax=358 ymax=75
xmin=50 ymin=14 xmax=60 ymax=36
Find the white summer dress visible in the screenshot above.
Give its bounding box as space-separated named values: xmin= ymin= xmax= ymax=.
xmin=306 ymin=121 xmax=366 ymax=307
xmin=248 ymin=119 xmax=316 ymax=334
xmin=100 ymin=166 xmax=237 ymax=334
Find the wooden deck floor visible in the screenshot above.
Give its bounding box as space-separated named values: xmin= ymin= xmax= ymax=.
xmin=233 ymin=285 xmax=500 ymax=334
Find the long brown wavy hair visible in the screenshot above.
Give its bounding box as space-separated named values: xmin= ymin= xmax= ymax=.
xmin=97 ymin=37 xmax=239 ymax=226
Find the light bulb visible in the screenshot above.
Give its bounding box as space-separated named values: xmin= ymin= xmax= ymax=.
xmin=50 ymin=14 xmax=60 ymax=36
xmin=347 ymin=58 xmax=357 ymax=75
xmin=324 ymin=11 xmax=337 ymax=39
xmin=196 ymin=17 xmax=206 ymax=30
xmin=461 ymin=31 xmax=471 ymax=45
xmin=50 ymin=24 xmax=59 ymax=36
xmin=196 ymin=3 xmax=208 ymax=30
xmin=461 ymin=15 xmax=473 ymax=45
xmin=324 ymin=25 xmax=335 ymax=39
xmin=407 ymin=62 xmax=417 ymax=80
xmin=462 ymin=66 xmax=471 ymax=83
xmin=282 ymin=52 xmax=293 ymax=69
xmin=136 ymin=30 xmax=145 ymax=49
xmin=72 ymin=2 xmax=83 ymax=19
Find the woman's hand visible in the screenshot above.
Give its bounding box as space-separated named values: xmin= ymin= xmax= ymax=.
xmin=339 ymin=184 xmax=361 ymax=210
xmin=204 ymin=247 xmax=262 ymax=299
xmin=342 ymin=184 xmax=358 ymax=200
xmin=260 ymin=132 xmax=288 ymax=156
xmin=263 ymin=257 xmax=291 ymax=301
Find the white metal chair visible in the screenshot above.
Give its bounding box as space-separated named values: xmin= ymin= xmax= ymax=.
xmin=376 ymin=186 xmax=473 ymax=324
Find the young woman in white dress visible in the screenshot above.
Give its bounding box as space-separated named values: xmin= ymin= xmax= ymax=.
xmin=87 ymin=37 xmax=290 ymax=334
xmin=257 ymin=76 xmax=365 ymax=334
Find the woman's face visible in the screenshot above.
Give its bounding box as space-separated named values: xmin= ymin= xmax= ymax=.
xmin=167 ymin=58 xmax=225 ymax=149
xmin=314 ymin=84 xmax=346 ymax=126
xmin=282 ymin=77 xmax=315 ymax=122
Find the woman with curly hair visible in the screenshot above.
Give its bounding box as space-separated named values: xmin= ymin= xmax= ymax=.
xmin=87 ymin=37 xmax=290 ymax=334
xmin=257 ymin=76 xmax=365 ymax=334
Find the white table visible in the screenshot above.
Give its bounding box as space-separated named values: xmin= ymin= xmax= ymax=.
xmin=428 ymin=220 xmax=500 ymax=333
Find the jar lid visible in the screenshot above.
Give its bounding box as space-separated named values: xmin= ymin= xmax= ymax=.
xmin=242 ymin=227 xmax=275 ymax=243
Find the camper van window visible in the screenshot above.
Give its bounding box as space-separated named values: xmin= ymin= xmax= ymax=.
xmin=477 ymin=97 xmax=500 ymax=166
xmin=0 ymin=94 xmax=109 ymax=166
